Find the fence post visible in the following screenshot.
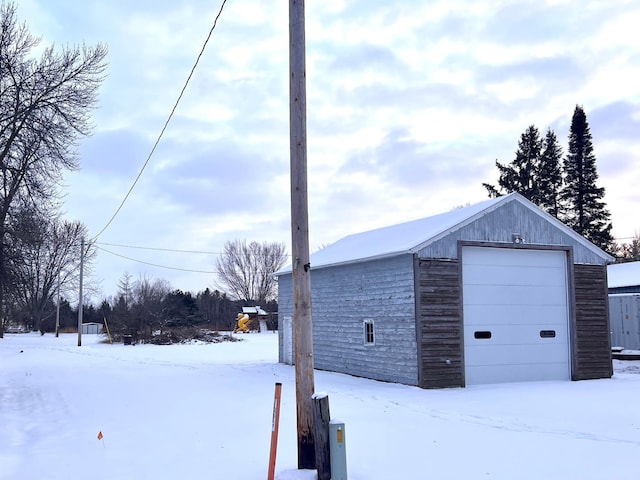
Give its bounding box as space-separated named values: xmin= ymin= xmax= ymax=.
xmin=312 ymin=393 xmax=331 ymax=480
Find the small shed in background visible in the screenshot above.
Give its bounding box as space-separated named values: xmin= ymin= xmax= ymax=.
xmin=278 ymin=193 xmax=614 ymax=388
xmin=607 ymin=262 xmax=640 ymax=351
xmin=608 ymin=261 xmax=640 ymax=294
xmin=608 ymin=294 xmax=640 ymax=351
xmin=242 ymin=306 xmax=270 ymax=332
xmin=81 ymin=322 xmax=103 ymax=335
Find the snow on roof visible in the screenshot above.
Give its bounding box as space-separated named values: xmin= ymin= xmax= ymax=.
xmin=276 ymin=192 xmax=612 ymax=274
xmin=308 ymin=195 xmax=504 ymax=268
xmin=608 ymin=261 xmax=640 ymax=288
xmin=242 ymin=306 xmax=267 ymax=315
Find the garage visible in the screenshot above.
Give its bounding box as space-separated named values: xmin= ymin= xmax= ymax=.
xmin=462 ymin=246 xmax=571 ymax=385
xmin=279 ymin=192 xmax=613 ymax=388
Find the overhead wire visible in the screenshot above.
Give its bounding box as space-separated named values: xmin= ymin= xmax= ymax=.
xmin=97 ymin=241 xmax=220 ymax=255
xmin=96 ymin=246 xmax=217 ymax=274
xmin=96 ymin=241 xmax=286 ymax=256
xmin=90 ymin=0 xmax=228 ymax=241
xmin=96 ymin=240 xmax=289 ymax=273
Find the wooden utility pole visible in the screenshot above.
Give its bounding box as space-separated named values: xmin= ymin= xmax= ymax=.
xmin=77 ymin=237 xmax=84 ymax=347
xmin=289 ymin=0 xmax=316 ymax=469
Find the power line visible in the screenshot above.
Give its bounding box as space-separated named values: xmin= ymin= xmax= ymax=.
xmin=97 ymin=241 xmax=220 ymax=255
xmin=91 ymin=0 xmax=228 ymax=241
xmin=96 ymin=246 xmax=217 ymax=274
xmin=96 ymin=240 xmax=289 ymax=256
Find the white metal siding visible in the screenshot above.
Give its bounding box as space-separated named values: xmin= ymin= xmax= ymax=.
xmin=609 ymin=294 xmax=640 ymax=350
xmin=278 ymin=255 xmax=419 ymax=385
xmin=462 ymin=246 xmax=570 ymax=385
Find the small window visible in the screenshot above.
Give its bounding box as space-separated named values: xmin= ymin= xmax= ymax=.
xmin=474 ymin=331 xmax=492 ymax=339
xmin=364 ymin=320 xmax=375 ymax=345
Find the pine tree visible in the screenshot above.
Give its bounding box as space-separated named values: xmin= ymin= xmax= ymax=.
xmin=561 ymin=105 xmax=613 ymax=251
xmin=538 ymin=128 xmax=563 ymax=218
xmin=483 ymin=125 xmax=543 ymax=203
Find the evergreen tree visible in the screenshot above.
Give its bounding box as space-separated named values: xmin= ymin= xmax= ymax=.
xmin=561 ymin=105 xmax=613 ymax=251
xmin=483 ymin=125 xmax=544 ymax=204
xmin=163 ymin=290 xmax=202 ymax=327
xmin=538 ymin=128 xmax=564 ymax=218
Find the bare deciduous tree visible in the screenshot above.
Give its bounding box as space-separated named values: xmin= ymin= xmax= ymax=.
xmin=0 ymin=2 xmax=107 ymax=336
xmin=131 ymin=275 xmax=171 ymax=336
xmin=215 ymin=239 xmax=287 ymax=304
xmin=616 ymin=232 xmax=640 ymax=263
xmin=6 ymin=209 xmax=95 ymax=332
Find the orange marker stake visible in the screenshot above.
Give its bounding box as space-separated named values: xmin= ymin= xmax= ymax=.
xmin=267 ymin=382 xmax=282 ymax=480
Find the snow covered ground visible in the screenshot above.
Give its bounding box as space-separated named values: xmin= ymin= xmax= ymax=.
xmin=1 ymin=332 xmax=638 ymax=480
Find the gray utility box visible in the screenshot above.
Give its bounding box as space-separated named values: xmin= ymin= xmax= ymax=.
xmin=609 ymin=294 xmax=640 ymax=350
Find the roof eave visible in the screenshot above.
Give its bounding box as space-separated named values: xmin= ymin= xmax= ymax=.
xmin=409 ymin=194 xmax=515 ymax=253
xmin=410 ymin=193 xmax=615 ymax=264
xmin=275 ymin=250 xmax=410 ymax=276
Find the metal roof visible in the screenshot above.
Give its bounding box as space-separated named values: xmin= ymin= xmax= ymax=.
xmin=278 ymin=192 xmax=614 ymax=273
xmin=608 ymin=261 xmax=640 ymax=289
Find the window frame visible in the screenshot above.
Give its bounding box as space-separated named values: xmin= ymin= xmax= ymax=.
xmin=363 ymin=319 xmax=375 ymax=345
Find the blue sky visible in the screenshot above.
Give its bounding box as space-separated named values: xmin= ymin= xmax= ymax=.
xmin=17 ymin=0 xmax=640 ymax=300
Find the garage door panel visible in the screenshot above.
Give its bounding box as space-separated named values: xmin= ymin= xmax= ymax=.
xmin=464 ymin=284 xmax=567 ymax=306
xmin=464 ymin=323 xmax=569 ymax=344
xmin=463 ymin=247 xmax=565 ymax=267
xmin=463 ymin=264 xmax=567 ymax=287
xmin=464 ymin=305 xmax=569 ymax=326
xmin=465 ymin=343 xmax=569 ymax=364
xmin=462 ymin=246 xmax=570 ymax=385
xmin=465 ymin=363 xmax=569 ymax=385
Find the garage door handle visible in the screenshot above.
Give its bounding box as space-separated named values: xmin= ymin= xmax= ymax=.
xmin=474 ymin=331 xmax=492 ymax=339
xmin=540 ymin=330 xmax=556 ymax=338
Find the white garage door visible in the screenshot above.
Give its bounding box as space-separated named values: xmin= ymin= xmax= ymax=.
xmin=462 ymin=246 xmax=570 ymax=385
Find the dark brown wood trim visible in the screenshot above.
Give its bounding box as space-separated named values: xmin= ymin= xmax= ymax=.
xmin=573 ymin=264 xmax=613 ymax=380
xmin=413 ymin=253 xmax=423 ymax=387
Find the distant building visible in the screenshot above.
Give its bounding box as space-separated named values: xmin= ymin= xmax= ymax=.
xmin=608 ymin=261 xmax=640 ymax=294
xmin=608 ymin=294 xmax=640 ymax=350
xmin=81 ymin=322 xmax=103 ymax=334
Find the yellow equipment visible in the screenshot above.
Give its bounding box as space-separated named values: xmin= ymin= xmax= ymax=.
xmin=233 ymin=313 xmax=253 ymax=333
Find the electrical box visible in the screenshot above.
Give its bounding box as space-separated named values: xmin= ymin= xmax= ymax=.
xmin=329 ymin=420 xmax=347 ymax=480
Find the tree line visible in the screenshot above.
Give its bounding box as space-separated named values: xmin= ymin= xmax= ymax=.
xmin=483 ymin=105 xmax=637 ymax=259
xmin=41 ymin=272 xmax=278 ymax=342
xmin=5 ymin=238 xmax=286 ymax=339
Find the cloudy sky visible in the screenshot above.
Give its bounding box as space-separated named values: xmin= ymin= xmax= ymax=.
xmin=17 ymin=0 xmax=640 ymax=300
